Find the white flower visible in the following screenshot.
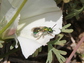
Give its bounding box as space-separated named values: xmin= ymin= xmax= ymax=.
xmin=0 ymin=0 xmax=62 ymax=58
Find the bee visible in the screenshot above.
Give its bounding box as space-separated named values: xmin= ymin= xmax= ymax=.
xmin=31 ymin=24 xmax=56 ymax=39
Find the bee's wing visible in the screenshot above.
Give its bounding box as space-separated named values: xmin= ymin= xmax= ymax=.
xmin=31 ymin=27 xmax=39 ymax=31
xmin=32 ymin=31 xmax=42 ymax=38
xmin=36 ymin=32 xmax=43 ymax=40
xmin=36 ymin=32 xmax=43 ymax=37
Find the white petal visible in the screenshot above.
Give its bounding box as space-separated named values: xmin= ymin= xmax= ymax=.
xmin=0 ymin=0 xmax=20 ymax=39
xmin=0 ymin=0 xmax=12 ymax=20
xmin=20 ymin=0 xmax=60 ymax=19
xmin=8 ymin=0 xmax=60 ymax=19
xmin=2 ymin=8 xmax=20 ymax=39
xmin=1 ymin=0 xmax=63 ymax=59
xmin=8 ymin=0 xmax=23 ymax=8
xmin=5 ymin=8 xmax=17 ymax=22
xmin=18 ymin=11 xmax=62 ymax=45
xmin=18 ymin=36 xmax=42 ymax=59
xmin=53 ymin=15 xmax=63 ymax=34
xmin=8 ymin=0 xmax=60 ymax=18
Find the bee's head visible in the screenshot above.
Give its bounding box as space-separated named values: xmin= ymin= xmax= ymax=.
xmin=48 ymin=27 xmax=53 ymax=33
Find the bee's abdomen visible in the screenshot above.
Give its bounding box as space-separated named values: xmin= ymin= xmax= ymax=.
xmin=33 ymin=28 xmax=41 ymax=34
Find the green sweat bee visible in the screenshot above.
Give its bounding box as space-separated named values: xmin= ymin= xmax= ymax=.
xmin=31 ymin=24 xmax=56 ymax=39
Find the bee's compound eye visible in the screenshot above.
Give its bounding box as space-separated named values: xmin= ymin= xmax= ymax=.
xmin=33 ymin=28 xmax=41 ymax=34
xmin=48 ymin=28 xmax=53 ymax=33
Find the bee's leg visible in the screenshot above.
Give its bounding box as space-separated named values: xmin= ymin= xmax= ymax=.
xmin=49 ymin=34 xmax=53 ymax=36
xmin=42 ymin=34 xmax=45 ymax=38
xmin=47 ymin=32 xmax=53 ymax=36
xmin=36 ymin=36 xmax=41 ymax=40
xmin=36 ymin=33 xmax=43 ymax=40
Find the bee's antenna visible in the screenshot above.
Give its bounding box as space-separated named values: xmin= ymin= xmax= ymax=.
xmin=52 ymin=24 xmax=57 ymax=29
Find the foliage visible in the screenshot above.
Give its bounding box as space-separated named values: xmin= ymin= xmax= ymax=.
xmin=0 ymin=0 xmax=76 ymax=63
xmin=46 ymin=45 xmax=66 ymax=63
xmin=32 ymin=24 xmax=73 ymax=63
xmin=0 ymin=40 xmax=4 ymax=48
xmin=61 ymin=24 xmax=73 ymax=33
xmin=55 ymin=0 xmax=84 ymax=20
xmin=46 ymin=35 xmax=66 ymax=63
xmin=46 ymin=24 xmax=73 ymax=63
xmin=32 ymin=47 xmax=42 ymax=57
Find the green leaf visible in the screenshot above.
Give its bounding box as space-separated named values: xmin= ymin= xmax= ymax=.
xmin=0 ymin=40 xmax=4 ymax=48
xmin=62 ymin=24 xmax=71 ymax=29
xmin=53 ymin=34 xmax=65 ymax=45
xmin=65 ymin=12 xmax=75 ymax=20
xmin=55 ymin=40 xmax=66 ymax=46
xmin=53 ymin=34 xmax=66 ymax=46
xmin=69 ymin=3 xmax=76 ymax=9
xmin=48 ymin=34 xmax=66 ymax=46
xmin=62 ymin=29 xmax=73 ymax=33
xmin=65 ymin=7 xmax=84 ymax=20
xmin=57 ymin=34 xmax=64 ymax=40
xmin=46 ymin=45 xmax=66 ymax=63
xmin=46 ymin=50 xmax=53 ymax=63
xmin=59 ymin=50 xmax=67 ymax=55
xmin=80 ymin=0 xmax=84 ymax=6
xmin=75 ymin=14 xmax=80 ymax=20
xmin=10 ymin=45 xmax=14 ymax=50
xmin=32 ymin=47 xmax=42 ymax=57
xmin=46 ymin=44 xmax=53 ymax=63
xmin=10 ymin=41 xmax=16 ymax=50
xmin=62 ymin=24 xmax=73 ymax=33
xmin=32 ymin=50 xmax=39 ymax=57
xmin=47 ymin=34 xmax=64 ymax=45
xmin=53 ymin=48 xmax=66 ymax=63
xmin=80 ymin=0 xmax=84 ymax=3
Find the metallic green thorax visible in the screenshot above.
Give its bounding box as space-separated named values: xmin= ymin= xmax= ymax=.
xmin=42 ymin=27 xmax=53 ymax=33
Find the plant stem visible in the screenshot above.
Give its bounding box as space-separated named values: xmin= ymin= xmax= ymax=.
xmin=0 ymin=0 xmax=27 ymax=35
xmin=0 ymin=47 xmax=20 ymax=59
xmin=65 ymin=36 xmax=84 ymax=63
